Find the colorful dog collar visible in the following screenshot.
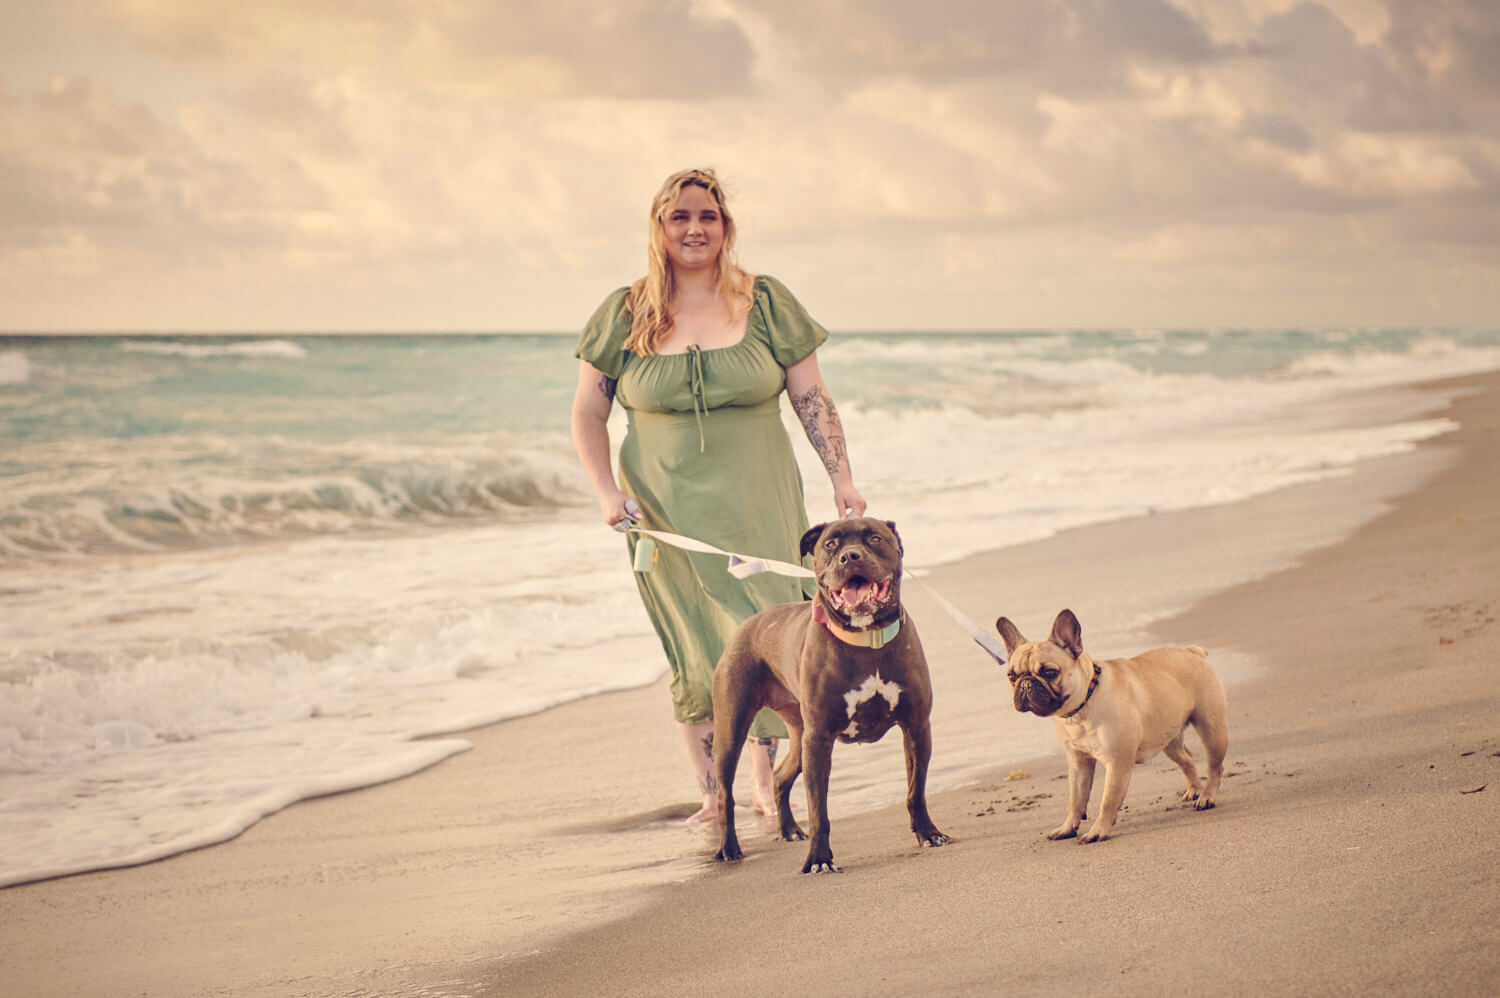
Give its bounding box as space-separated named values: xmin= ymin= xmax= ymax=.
xmin=813 ymin=601 xmax=903 ymax=649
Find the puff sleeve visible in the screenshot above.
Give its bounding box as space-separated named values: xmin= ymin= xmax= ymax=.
xmin=574 ymin=287 xmax=633 ymax=379
xmin=756 ymin=275 xmax=829 ymax=368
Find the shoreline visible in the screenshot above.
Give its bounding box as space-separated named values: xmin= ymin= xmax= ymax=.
xmin=0 ymin=378 xmax=1453 ymax=892
xmin=2 ymin=374 xmax=1497 ymax=997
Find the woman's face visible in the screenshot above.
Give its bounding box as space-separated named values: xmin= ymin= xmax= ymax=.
xmin=660 ymin=184 xmax=724 ymax=272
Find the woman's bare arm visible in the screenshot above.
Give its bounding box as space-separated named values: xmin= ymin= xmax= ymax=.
xmin=570 ymin=360 xmax=633 ymax=525
xmin=784 ymin=352 xmax=867 ymax=518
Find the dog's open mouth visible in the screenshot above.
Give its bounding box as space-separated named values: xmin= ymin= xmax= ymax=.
xmin=829 ymin=574 xmax=894 ymax=614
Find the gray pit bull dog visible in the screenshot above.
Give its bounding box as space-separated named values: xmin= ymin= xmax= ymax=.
xmin=710 ymin=517 xmax=949 ymax=873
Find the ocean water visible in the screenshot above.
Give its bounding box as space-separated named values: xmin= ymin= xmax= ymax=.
xmin=2 ymin=327 xmax=1498 ymax=889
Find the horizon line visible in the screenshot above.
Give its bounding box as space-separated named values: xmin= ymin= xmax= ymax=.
xmin=3 ymin=324 xmax=1483 ymax=337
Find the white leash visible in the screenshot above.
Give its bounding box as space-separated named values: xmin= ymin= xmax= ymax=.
xmin=612 ymin=500 xmax=1007 ymax=663
xmin=905 ymin=575 xmax=1009 ymax=664
xmin=631 ymin=525 xmax=814 ymax=580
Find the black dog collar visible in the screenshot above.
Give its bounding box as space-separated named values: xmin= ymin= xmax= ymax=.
xmin=1059 ymin=663 xmax=1103 ymax=719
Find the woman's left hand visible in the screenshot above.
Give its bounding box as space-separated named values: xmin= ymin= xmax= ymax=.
xmin=834 ymin=483 xmax=867 ymax=519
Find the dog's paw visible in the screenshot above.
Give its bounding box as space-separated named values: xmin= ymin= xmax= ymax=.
xmin=778 ymin=822 xmax=807 ymax=843
xmin=917 ymin=829 xmax=950 ymax=848
xmin=802 ymin=845 xmax=839 ymax=874
xmin=1045 ymin=827 xmax=1079 ymax=841
xmin=1078 ymin=828 xmax=1110 ymax=844
xmin=714 ymin=843 xmax=744 ymax=862
xmin=1194 ymin=797 xmax=1217 ymax=811
xmin=1178 ymin=788 xmax=1201 ymax=803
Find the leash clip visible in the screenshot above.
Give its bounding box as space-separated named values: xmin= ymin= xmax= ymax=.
xmin=727 ymin=555 xmax=770 ymax=579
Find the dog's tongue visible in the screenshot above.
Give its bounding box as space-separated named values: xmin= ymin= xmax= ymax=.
xmin=838 ymin=577 xmax=889 ymax=611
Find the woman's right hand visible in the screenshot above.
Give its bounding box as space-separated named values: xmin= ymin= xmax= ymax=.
xmin=572 ymin=360 xmax=640 ymax=531
xmin=600 ymin=490 xmax=639 ymax=529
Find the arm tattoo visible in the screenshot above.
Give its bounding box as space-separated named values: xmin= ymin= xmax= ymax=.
xmin=596 ymin=375 xmax=617 ymax=401
xmin=790 ymin=385 xmax=849 ymax=476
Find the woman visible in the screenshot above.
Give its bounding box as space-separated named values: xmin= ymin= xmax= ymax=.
xmin=571 ymin=168 xmax=865 ymax=824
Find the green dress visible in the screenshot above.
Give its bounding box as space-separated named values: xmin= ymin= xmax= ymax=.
xmin=576 ymin=275 xmax=826 ymax=739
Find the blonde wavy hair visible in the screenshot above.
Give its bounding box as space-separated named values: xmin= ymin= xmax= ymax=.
xmin=625 ymin=168 xmax=753 ymax=355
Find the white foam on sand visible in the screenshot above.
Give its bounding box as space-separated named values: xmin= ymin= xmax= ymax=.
xmin=0 ymin=522 xmax=665 ymax=888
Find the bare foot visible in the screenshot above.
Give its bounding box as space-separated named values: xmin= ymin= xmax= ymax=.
xmin=752 ymin=783 xmax=776 ymax=816
xmin=748 ymin=738 xmax=778 ymax=817
xmin=684 ymin=797 xmax=717 ymax=825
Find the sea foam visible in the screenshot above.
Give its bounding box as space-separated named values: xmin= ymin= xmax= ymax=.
xmin=118 ymin=338 xmax=309 ymax=359
xmin=0 ymin=350 xmax=30 ymax=385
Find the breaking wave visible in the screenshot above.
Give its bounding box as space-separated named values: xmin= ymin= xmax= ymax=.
xmin=0 ymin=441 xmax=588 ymax=561
xmin=119 ymin=339 xmax=309 ymax=359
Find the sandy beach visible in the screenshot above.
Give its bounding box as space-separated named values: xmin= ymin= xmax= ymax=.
xmin=3 ymin=373 xmax=1498 ymax=998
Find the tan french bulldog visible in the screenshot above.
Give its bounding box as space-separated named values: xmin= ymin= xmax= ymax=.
xmin=995 ymin=609 xmax=1229 ymax=843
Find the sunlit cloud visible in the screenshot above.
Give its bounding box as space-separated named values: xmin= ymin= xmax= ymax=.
xmin=84 ymin=0 xmax=755 ymax=98
xmin=0 ymin=0 xmax=1495 ymax=330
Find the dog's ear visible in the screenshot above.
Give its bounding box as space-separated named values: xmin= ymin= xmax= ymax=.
xmin=1049 ymin=609 xmax=1083 ymax=658
xmin=800 ymin=523 xmax=831 ymax=559
xmin=995 ymin=617 xmax=1027 ymax=658
xmin=885 ymin=520 xmax=903 ymax=555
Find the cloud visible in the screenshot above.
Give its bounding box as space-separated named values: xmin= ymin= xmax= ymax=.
xmin=1249 ymin=3 xmax=1460 ymax=134
xmin=1381 ymin=0 xmax=1500 ymax=137
xmin=0 ymin=74 xmax=332 ymax=265
xmin=1237 ymin=112 xmax=1314 ymax=152
xmin=235 ymin=77 xmax=358 ymax=160
xmin=84 ymin=0 xmax=755 ymax=98
xmin=4 ymin=0 xmax=1497 ymax=329
xmin=741 ymin=0 xmax=1229 ymax=94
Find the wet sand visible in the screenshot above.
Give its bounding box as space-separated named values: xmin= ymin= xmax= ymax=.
xmin=2 ymin=375 xmax=1497 ymax=997
xmin=488 ymin=372 xmax=1500 ymax=997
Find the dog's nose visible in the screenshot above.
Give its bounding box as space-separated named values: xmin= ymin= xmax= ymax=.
xmin=840 ymin=549 xmax=861 ymax=564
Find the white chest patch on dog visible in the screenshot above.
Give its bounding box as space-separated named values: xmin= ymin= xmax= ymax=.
xmin=842 ymin=675 xmax=904 ymax=738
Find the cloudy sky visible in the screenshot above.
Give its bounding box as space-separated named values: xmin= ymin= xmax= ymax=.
xmin=2 ymin=0 xmax=1496 ymax=332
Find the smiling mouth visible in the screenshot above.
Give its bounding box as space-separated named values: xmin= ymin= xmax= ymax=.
xmin=827 ymin=574 xmax=894 ymax=614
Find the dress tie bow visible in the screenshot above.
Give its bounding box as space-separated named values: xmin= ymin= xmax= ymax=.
xmin=686 ymin=344 xmax=707 ymax=453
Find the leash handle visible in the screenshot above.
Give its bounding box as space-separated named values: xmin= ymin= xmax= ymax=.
xmin=611 ymin=497 xmax=642 ymax=533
